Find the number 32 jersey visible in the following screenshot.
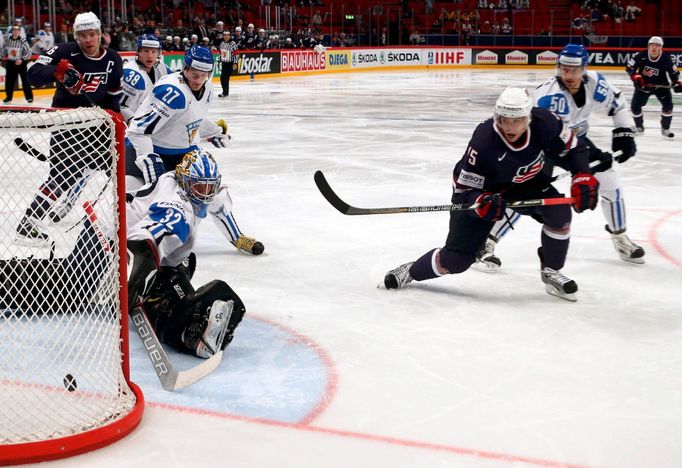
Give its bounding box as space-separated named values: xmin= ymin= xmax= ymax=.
xmin=126 ymin=71 xmax=223 ymax=158
xmin=533 ymin=69 xmax=635 ymax=138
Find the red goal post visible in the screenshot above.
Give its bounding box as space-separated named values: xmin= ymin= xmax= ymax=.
xmin=0 ymin=106 xmax=143 ymax=464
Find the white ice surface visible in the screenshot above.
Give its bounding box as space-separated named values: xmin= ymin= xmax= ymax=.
xmin=19 ymin=69 xmax=682 ymax=468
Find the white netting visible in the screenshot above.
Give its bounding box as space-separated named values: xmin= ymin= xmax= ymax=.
xmin=0 ymin=107 xmax=138 ymax=446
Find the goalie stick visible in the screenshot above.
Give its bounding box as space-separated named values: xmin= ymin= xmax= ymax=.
xmin=314 ymin=170 xmax=574 ymax=216
xmin=85 ymin=201 xmax=224 ymax=391
xmin=130 ymin=304 xmax=224 ymax=391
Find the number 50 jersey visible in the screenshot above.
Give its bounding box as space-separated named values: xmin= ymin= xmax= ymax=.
xmin=533 ymin=69 xmax=635 ymax=138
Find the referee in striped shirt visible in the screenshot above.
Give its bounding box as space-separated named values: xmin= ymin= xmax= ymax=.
xmin=218 ymin=30 xmax=238 ymax=98
xmin=2 ymin=25 xmax=33 ymax=103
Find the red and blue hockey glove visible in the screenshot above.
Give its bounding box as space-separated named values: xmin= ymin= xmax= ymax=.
xmin=474 ymin=192 xmax=507 ymax=221
xmin=570 ymin=173 xmax=599 ymax=213
xmin=54 ymin=59 xmax=84 ymax=95
xmin=630 ymin=73 xmax=645 ymax=88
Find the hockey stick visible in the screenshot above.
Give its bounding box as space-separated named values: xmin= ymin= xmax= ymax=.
xmin=130 ymin=304 xmax=224 ymax=391
xmin=314 ymin=170 xmax=574 ymax=216
xmin=14 ymin=137 xmax=47 ymax=162
xmin=551 ymin=150 xmax=622 ymax=182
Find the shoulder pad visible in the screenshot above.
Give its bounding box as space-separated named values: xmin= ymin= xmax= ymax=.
xmin=152 ymin=84 xmax=186 ymax=109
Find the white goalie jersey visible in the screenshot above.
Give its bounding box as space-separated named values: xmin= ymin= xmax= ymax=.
xmin=126 ymin=71 xmax=224 ymax=158
xmin=120 ymin=59 xmax=173 ymax=123
xmin=126 ymin=173 xmax=242 ymax=267
xmin=533 ymin=70 xmax=636 ymax=137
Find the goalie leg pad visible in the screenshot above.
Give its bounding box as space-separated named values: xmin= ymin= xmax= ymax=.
xmin=184 ymin=300 xmax=234 ymax=358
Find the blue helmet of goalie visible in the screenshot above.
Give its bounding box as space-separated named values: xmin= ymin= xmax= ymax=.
xmin=184 ymin=45 xmax=214 ymax=73
xmin=176 ymin=150 xmax=222 ymax=204
xmin=137 ymin=33 xmax=162 ymax=51
xmin=558 ymin=43 xmax=589 ymax=69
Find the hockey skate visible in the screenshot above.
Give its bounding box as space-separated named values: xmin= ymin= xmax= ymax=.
xmin=635 ymin=125 xmax=644 ymax=134
xmin=472 ymin=236 xmax=501 ymax=273
xmin=14 ymin=218 xmax=50 ymax=246
xmin=384 ymin=262 xmax=414 ymax=289
xmin=662 ymin=128 xmax=675 ymax=139
xmin=538 ymin=248 xmax=577 ymax=301
xmin=185 ymin=300 xmax=234 ymax=359
xmin=234 ymin=236 xmax=264 ymax=255
xmin=605 ymin=226 xmax=645 ymax=264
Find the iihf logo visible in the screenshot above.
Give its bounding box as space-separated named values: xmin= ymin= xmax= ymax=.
xmin=428 ymin=51 xmax=434 ymax=65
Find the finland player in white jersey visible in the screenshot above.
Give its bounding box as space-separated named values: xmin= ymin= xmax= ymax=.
xmin=475 ymin=43 xmax=644 ymax=271
xmin=120 ymin=34 xmax=174 ymax=123
xmin=126 ymin=45 xmax=263 ymax=255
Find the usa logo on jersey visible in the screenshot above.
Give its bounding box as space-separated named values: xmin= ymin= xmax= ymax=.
xmin=81 ymin=72 xmax=109 ymax=92
xmin=513 ymin=152 xmax=544 ymax=183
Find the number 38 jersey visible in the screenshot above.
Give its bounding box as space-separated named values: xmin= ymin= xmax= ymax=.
xmin=120 ymin=59 xmax=173 ymax=123
xmin=533 ymin=69 xmax=635 ymax=138
xmin=126 ymin=71 xmax=222 ymax=158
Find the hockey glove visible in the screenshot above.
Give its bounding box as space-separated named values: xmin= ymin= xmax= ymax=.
xmin=135 ymin=153 xmax=165 ymax=186
xmin=630 ymin=73 xmax=645 ymax=89
xmin=208 ymin=119 xmax=231 ymax=148
xmin=474 ymin=192 xmax=507 ymax=221
xmin=55 ymin=59 xmax=84 ymax=95
xmin=570 ymin=173 xmax=599 ymax=213
xmin=612 ymin=127 xmax=636 ymax=163
xmin=673 ymin=81 xmax=682 ymax=93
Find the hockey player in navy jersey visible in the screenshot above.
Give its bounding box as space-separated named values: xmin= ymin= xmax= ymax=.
xmin=126 ymin=45 xmax=263 ymax=256
xmin=384 ymin=87 xmax=599 ymax=301
xmin=27 ymin=11 xmax=123 ymax=111
xmin=15 ymin=12 xmax=124 ymax=243
xmin=475 ymin=44 xmax=643 ymax=271
xmin=120 ymin=34 xmax=174 ymax=122
xmin=626 ymin=36 xmax=681 ymax=139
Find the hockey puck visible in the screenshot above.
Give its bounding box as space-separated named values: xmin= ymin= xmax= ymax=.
xmin=63 ymin=373 xmax=78 ymax=392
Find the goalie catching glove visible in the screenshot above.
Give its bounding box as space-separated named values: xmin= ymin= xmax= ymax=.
xmin=54 ymin=59 xmax=84 ymax=95
xmin=570 ymin=173 xmax=599 ymax=213
xmin=207 ymin=119 xmax=231 ymax=148
xmin=474 ymin=192 xmax=507 ymax=221
xmin=612 ymin=127 xmax=636 ymax=163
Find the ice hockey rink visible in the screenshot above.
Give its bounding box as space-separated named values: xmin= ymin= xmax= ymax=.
xmin=19 ymin=67 xmax=682 ymax=467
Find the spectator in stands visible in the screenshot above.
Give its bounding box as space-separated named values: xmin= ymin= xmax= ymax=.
xmin=312 ymin=10 xmax=323 ymax=26
xmin=625 ymin=1 xmax=641 ymax=21
xmin=481 ymin=20 xmax=492 ymax=34
xmin=491 ymin=20 xmax=500 ymax=34
xmin=211 ymin=21 xmax=227 ymax=49
xmin=117 ymin=23 xmax=136 ymax=51
xmin=283 ymin=37 xmax=296 ymax=49
xmin=431 ymin=16 xmax=442 ymax=33
xmin=478 ymin=0 xmax=488 ymax=7
xmin=174 ymin=19 xmax=187 ymax=39
xmin=193 ymin=17 xmax=209 ymax=40
xmin=461 ymin=20 xmax=473 ymax=44
xmin=56 ymin=22 xmax=73 ymax=44
xmin=409 ymin=29 xmax=422 ymax=45
xmin=612 ymin=1 xmax=624 ymax=23
xmin=233 ymin=26 xmax=244 ymax=48
xmin=501 ymin=17 xmax=512 ymax=34
xmin=172 ymin=36 xmax=183 ymax=51
xmin=163 ymin=36 xmax=173 ymax=51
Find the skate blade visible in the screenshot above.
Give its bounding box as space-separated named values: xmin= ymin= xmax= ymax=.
xmin=13 ymin=235 xmax=53 ymax=248
xmin=544 ymin=284 xmax=577 ymax=302
xmin=471 ymin=260 xmax=501 ymax=273
xmin=618 ymin=253 xmax=645 ymax=264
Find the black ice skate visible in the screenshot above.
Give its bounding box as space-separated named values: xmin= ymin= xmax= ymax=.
xmin=472 ymin=236 xmax=501 ymax=273
xmin=605 ymin=226 xmax=645 ymax=264
xmin=384 ymin=262 xmax=414 ymax=289
xmin=15 ymin=218 xmax=50 ymax=246
xmin=538 ymin=248 xmax=577 ymax=302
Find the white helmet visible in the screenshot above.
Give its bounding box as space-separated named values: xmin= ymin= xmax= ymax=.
xmin=648 ymin=36 xmax=663 ymax=46
xmin=73 ymin=12 xmax=101 ymax=32
xmin=494 ymin=87 xmax=532 ymax=119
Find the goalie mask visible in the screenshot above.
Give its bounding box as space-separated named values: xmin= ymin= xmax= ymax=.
xmin=176 ymin=150 xmax=222 ymax=204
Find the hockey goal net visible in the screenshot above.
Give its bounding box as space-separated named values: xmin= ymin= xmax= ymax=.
xmin=0 ymin=107 xmax=143 ymax=464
